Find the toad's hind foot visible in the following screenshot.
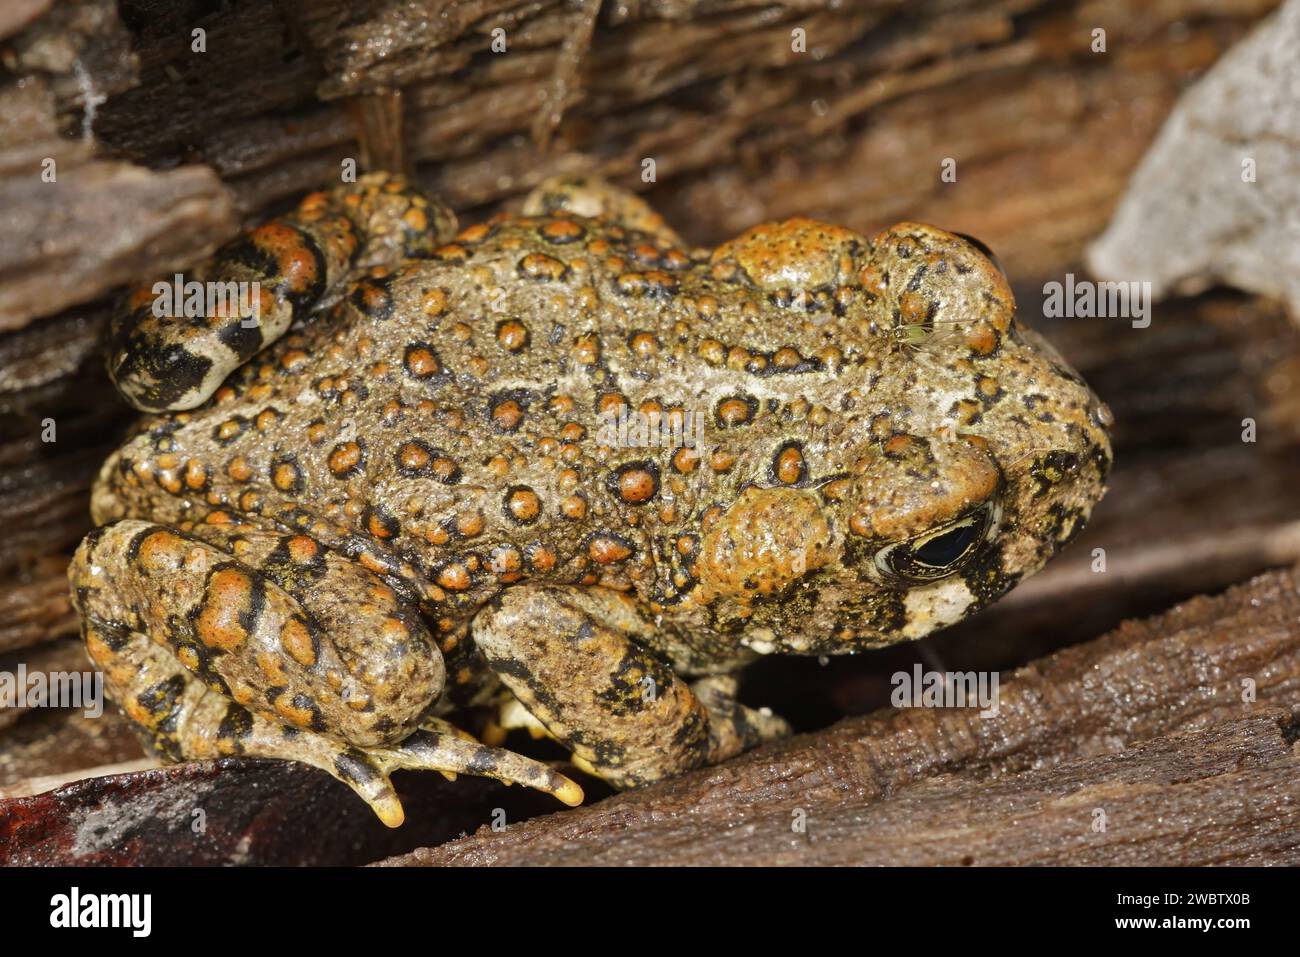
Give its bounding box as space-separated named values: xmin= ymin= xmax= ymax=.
xmin=301 ymin=728 xmax=584 ymax=827
xmin=199 ymin=704 xmax=582 ymax=828
xmin=362 ymin=727 xmax=585 ymax=825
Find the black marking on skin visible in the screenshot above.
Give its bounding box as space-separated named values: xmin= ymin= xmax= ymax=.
xmin=350 ymin=277 xmax=396 ymax=321
xmin=671 ymin=710 xmax=708 ymax=750
xmin=137 ymin=674 xmax=186 ymax=722
xmin=466 ymin=749 xmax=500 ymax=775
xmin=209 ymin=561 xmax=267 ymax=640
xmin=953 ymin=232 xmax=1007 ymax=281
xmin=362 ymin=503 xmax=401 ymax=539
xmin=1091 ymin=443 xmax=1113 ymax=481
xmin=949 ymin=399 xmax=983 ymax=424
xmin=83 ymin=610 xmax=133 ymax=651
xmin=82 ymin=524 xmax=109 ymax=554
xmin=172 ymin=624 xmax=230 ymax=695
xmin=840 ymin=532 xmax=881 ymax=579
xmin=262 ymin=537 xmax=329 ymax=590
xmin=147 ymin=728 xmax=186 ymax=764
xmin=217 ymin=703 xmax=255 ymax=744
xmin=595 ymin=647 xmax=665 ymax=716
xmin=217 ymin=317 xmax=264 ymax=360
xmin=1047 ymin=502 xmax=1087 ymax=549
xmin=1028 ymin=450 xmax=1081 ymax=499
xmin=124 ymin=524 xmax=166 ymax=570
xmin=286 ymin=692 xmax=327 ymax=732
xmin=279 ymin=506 xmax=315 ymax=529
xmin=143 ymin=415 xmax=182 ymax=448
xmin=112 ymin=341 xmax=214 ymax=409
xmin=588 ymin=738 xmax=629 ymax=770
xmin=832 ymin=589 xmax=907 ymax=645
xmin=958 ymin=542 xmax=1019 ymax=610
xmin=244 ymin=227 xmax=328 ymax=309
xmin=335 ymin=748 xmax=380 ymax=786
xmin=482 ymin=653 xmax=564 ymax=716
xmin=222 ymin=236 xmax=280 ymax=284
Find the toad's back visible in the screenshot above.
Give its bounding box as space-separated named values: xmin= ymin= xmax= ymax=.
xmin=91 ymin=207 xmax=904 ymax=627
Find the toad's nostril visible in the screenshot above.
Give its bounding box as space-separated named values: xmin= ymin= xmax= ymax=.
xmin=1090 ymin=397 xmax=1116 ymax=429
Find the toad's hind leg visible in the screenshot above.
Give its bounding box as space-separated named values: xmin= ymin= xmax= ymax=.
xmin=474 ymin=585 xmax=790 ymax=789
xmin=69 ymin=520 xmax=581 ymax=827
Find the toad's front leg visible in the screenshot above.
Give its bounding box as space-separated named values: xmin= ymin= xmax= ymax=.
xmin=69 ymin=520 xmax=581 ymax=826
xmin=474 ymin=585 xmax=791 ymax=789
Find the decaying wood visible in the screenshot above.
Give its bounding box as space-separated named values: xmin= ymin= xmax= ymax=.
xmin=0 ymin=76 xmax=236 ymax=330
xmin=0 ymin=637 xmax=90 ymax=730
xmin=0 ymin=0 xmax=1280 ymax=335
xmin=381 ymin=567 xmax=1300 ymax=866
xmin=0 ymin=695 xmax=143 ymax=789
xmin=384 ymin=711 xmax=1300 ymax=866
xmin=0 ymin=747 xmax=582 ymax=866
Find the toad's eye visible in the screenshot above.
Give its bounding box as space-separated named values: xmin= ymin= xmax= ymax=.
xmin=873 ymin=501 xmax=998 ymax=583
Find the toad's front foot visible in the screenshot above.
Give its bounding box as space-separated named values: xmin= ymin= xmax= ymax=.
xmin=475 ymin=585 xmax=792 ymax=789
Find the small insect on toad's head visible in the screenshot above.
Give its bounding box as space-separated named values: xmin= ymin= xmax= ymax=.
xmin=695 ymin=224 xmax=1114 ymax=655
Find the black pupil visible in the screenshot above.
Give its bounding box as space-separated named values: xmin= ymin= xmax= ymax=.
xmin=914 ymin=524 xmax=977 ymax=567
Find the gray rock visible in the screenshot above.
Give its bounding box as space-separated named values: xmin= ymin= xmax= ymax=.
xmin=1087 ymin=0 xmax=1300 ymax=317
